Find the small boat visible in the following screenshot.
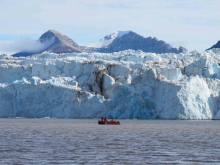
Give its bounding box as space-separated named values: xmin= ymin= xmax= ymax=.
xmin=98 ymin=120 xmax=120 ymax=125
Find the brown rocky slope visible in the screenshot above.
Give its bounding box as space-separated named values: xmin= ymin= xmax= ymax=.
xmin=13 ymin=30 xmax=81 ymax=57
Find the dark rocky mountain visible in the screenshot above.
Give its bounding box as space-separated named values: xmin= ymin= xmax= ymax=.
xmin=87 ymin=31 xmax=187 ymax=54
xmin=109 ymin=31 xmax=187 ymax=53
xmin=13 ymin=30 xmax=81 ymax=57
xmin=206 ymin=41 xmax=220 ymax=50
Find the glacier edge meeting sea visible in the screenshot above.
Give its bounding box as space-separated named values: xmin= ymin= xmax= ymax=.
xmin=1 ymin=49 xmax=220 ymax=119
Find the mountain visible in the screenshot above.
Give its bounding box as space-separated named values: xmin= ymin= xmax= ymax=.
xmin=88 ymin=31 xmax=130 ymax=48
xmin=88 ymin=31 xmax=187 ymax=54
xmin=39 ymin=30 xmax=80 ymax=53
xmin=12 ymin=30 xmax=188 ymax=57
xmin=206 ymin=41 xmax=220 ymax=50
xmin=13 ymin=30 xmax=80 ymax=57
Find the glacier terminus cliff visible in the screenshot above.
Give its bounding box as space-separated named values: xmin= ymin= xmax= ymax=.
xmin=1 ymin=49 xmax=220 ymax=119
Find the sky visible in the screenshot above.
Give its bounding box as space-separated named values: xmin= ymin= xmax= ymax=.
xmin=0 ymin=0 xmax=220 ymax=54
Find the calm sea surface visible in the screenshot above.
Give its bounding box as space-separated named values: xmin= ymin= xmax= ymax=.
xmin=0 ymin=119 xmax=220 ymax=164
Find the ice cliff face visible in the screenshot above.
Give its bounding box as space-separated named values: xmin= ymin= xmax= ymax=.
xmin=1 ymin=48 xmax=220 ymax=119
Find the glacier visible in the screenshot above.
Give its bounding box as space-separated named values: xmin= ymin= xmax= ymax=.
xmin=1 ymin=49 xmax=220 ymax=119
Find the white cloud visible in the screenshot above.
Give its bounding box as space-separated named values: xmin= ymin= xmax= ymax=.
xmin=0 ymin=37 xmax=54 ymax=55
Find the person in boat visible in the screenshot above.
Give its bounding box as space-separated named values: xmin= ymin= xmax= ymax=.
xmin=101 ymin=115 xmax=105 ymax=121
xmin=104 ymin=117 xmax=108 ymax=122
xmin=111 ymin=119 xmax=115 ymax=122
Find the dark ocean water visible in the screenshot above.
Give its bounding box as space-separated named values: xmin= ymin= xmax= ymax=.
xmin=0 ymin=119 xmax=220 ymax=164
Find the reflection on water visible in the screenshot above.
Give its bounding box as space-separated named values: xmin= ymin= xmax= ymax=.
xmin=0 ymin=119 xmax=220 ymax=164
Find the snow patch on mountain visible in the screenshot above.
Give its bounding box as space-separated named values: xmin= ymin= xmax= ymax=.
xmin=117 ymin=31 xmax=130 ymax=38
xmin=88 ymin=31 xmax=131 ymax=48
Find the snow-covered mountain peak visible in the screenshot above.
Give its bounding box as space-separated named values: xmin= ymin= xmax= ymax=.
xmin=102 ymin=31 xmax=119 ymax=41
xmin=88 ymin=31 xmax=131 ymax=48
xmin=117 ymin=31 xmax=131 ymax=38
xmin=102 ymin=31 xmax=131 ymax=40
xmin=87 ymin=31 xmax=187 ymax=54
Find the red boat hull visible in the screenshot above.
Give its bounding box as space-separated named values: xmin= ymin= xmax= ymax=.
xmin=98 ymin=121 xmax=120 ymax=125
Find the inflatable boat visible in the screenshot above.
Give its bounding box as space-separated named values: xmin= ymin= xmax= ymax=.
xmin=98 ymin=121 xmax=120 ymax=125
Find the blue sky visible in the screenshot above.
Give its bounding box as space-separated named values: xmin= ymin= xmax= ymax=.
xmin=0 ymin=0 xmax=220 ymax=54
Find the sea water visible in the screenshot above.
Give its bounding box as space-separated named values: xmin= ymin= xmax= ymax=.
xmin=0 ymin=119 xmax=220 ymax=164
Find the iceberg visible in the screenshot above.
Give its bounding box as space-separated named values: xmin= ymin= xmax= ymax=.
xmin=0 ymin=49 xmax=220 ymax=119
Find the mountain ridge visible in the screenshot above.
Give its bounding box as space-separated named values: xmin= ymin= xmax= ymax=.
xmin=13 ymin=30 xmax=81 ymax=57
xmin=39 ymin=30 xmax=81 ymax=53
xmin=206 ymin=41 xmax=220 ymax=51
xmin=12 ymin=29 xmax=188 ymax=57
xmin=87 ymin=31 xmax=187 ymax=54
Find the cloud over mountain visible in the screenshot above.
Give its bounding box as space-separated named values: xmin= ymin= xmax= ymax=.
xmin=0 ymin=37 xmax=54 ymax=55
